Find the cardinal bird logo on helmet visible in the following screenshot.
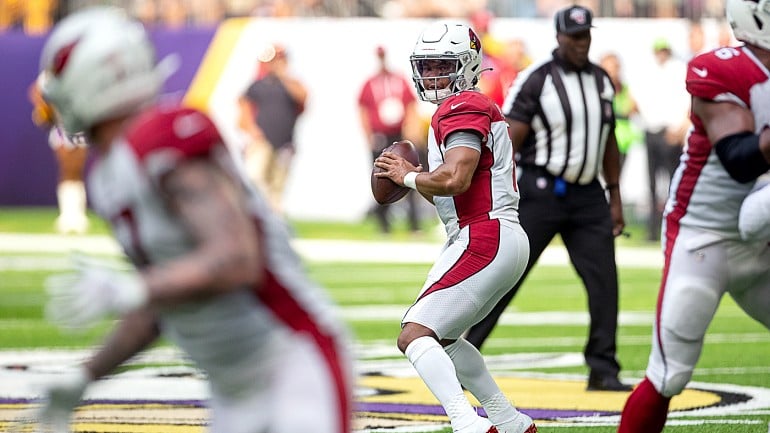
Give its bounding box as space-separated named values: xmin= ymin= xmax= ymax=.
xmin=468 ymin=29 xmax=481 ymax=53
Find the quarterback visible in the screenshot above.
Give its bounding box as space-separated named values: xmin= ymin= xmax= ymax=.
xmin=375 ymin=22 xmax=536 ymax=433
xmin=34 ymin=7 xmax=352 ymax=433
xmin=618 ymin=0 xmax=770 ymax=430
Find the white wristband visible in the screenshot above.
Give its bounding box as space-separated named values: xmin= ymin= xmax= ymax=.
xmin=403 ymin=172 xmax=418 ymax=190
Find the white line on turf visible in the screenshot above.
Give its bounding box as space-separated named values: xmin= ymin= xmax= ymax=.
xmin=0 ymin=233 xmax=663 ymax=267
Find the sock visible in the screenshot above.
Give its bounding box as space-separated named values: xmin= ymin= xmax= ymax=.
xmin=406 ymin=336 xmax=479 ymax=431
xmin=445 ymin=339 xmax=519 ymax=425
xmin=56 ymin=180 xmax=88 ymax=234
xmin=617 ymin=377 xmax=671 ymax=433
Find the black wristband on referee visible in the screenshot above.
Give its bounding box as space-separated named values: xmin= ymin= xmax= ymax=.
xmin=605 ymin=183 xmax=619 ymax=191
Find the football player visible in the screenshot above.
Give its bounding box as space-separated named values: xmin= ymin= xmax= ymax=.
xmin=35 ymin=7 xmax=352 ymax=433
xmin=29 ymin=74 xmax=89 ymax=235
xmin=617 ymin=0 xmax=770 ymax=430
xmin=374 ymin=22 xmax=537 ymax=433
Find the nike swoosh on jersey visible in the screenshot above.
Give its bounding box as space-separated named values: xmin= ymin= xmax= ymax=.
xmin=450 ymin=102 xmax=467 ymax=110
xmin=692 ymin=66 xmax=708 ymax=78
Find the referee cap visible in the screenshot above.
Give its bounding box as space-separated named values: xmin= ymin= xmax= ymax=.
xmin=555 ymin=5 xmax=594 ymax=34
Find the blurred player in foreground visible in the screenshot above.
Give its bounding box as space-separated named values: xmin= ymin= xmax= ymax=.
xmin=617 ymin=0 xmax=770 ymax=430
xmin=34 ymin=7 xmax=352 ymax=433
xmin=29 ymin=75 xmax=89 ymax=235
xmin=374 ymin=22 xmax=536 ymax=433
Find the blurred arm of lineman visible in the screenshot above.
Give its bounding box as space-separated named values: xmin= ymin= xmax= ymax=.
xmin=374 ymin=130 xmax=481 ymax=204
xmin=40 ymin=156 xmax=263 ymax=429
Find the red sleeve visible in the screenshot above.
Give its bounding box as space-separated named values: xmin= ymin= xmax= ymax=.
xmin=124 ymin=104 xmax=224 ymax=182
xmin=433 ymin=91 xmax=501 ymax=143
xmin=686 ymin=47 xmax=754 ymax=105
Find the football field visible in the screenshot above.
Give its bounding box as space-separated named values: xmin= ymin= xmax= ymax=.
xmin=0 ymin=208 xmax=769 ymax=433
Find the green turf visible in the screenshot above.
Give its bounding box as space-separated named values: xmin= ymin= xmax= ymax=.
xmin=0 ymin=206 xmax=768 ymax=432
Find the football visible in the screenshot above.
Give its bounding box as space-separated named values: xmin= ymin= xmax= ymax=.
xmin=371 ymin=140 xmax=421 ymax=205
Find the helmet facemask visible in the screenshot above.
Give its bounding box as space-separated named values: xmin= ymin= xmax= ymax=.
xmin=410 ymin=22 xmax=483 ymax=104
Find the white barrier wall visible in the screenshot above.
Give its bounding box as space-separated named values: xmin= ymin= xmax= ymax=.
xmin=205 ymin=17 xmax=729 ymax=222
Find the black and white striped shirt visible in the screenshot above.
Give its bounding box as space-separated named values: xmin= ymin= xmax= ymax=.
xmin=501 ymin=50 xmax=615 ymax=185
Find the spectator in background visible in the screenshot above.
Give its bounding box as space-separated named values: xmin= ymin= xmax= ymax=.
xmin=238 ymin=43 xmax=308 ymax=214
xmin=498 ymin=38 xmax=532 ymax=100
xmin=159 ymin=0 xmax=188 ymax=28
xmin=686 ymin=19 xmax=707 ymax=57
xmin=718 ymin=19 xmax=737 ymax=46
xmin=467 ymin=5 xmax=630 ymax=392
xmin=635 ymin=38 xmax=689 ymax=242
xmin=0 ymin=0 xmax=57 ymax=34
xmin=600 ymin=52 xmax=642 ymax=172
xmin=28 ymin=73 xmax=89 ymax=235
xmin=358 ymin=45 xmax=421 ymax=234
xmin=471 ymin=9 xmax=507 ymax=107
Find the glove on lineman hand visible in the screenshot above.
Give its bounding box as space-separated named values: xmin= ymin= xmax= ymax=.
xmin=45 ymin=254 xmax=149 ymax=330
xmin=36 ymin=367 xmax=91 ymax=433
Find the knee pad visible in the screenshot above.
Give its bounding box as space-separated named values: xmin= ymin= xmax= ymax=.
xmin=660 ymin=368 xmax=693 ymax=397
xmin=655 ymin=277 xmax=721 ymax=396
xmin=661 ymin=276 xmax=720 ymax=342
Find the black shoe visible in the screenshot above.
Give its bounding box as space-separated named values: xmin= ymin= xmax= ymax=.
xmin=587 ymin=373 xmax=632 ymax=391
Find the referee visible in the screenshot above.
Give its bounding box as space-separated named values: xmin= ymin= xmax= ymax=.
xmin=465 ymin=5 xmax=630 ymax=392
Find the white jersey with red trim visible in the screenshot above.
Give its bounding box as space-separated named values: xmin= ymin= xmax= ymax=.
xmin=667 ymin=45 xmax=770 ymax=237
xmin=429 ymin=90 xmax=520 ymax=240
xmin=86 ymin=104 xmax=350 ymax=428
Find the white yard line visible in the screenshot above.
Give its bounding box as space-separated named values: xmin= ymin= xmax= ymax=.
xmin=0 ymin=233 xmax=663 ymax=267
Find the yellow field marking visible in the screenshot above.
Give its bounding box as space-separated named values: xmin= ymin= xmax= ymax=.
xmin=182 ymin=18 xmax=250 ymax=112
xmin=358 ymin=375 xmax=721 ymax=411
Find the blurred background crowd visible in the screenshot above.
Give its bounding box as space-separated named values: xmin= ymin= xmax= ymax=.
xmin=0 ymin=0 xmax=737 ymax=234
xmin=0 ymin=0 xmax=726 ymax=35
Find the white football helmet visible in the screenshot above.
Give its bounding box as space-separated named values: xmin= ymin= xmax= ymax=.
xmin=726 ymin=0 xmax=770 ymax=51
xmin=410 ymin=22 xmax=483 ymax=104
xmin=38 ymin=7 xmax=178 ymax=137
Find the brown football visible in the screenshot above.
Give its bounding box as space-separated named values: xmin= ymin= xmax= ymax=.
xmin=371 ymin=140 xmax=421 ymax=205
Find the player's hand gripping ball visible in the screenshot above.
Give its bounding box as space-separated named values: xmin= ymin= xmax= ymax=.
xmin=371 ymin=140 xmax=420 ymax=205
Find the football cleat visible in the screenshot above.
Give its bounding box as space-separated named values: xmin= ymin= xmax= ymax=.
xmin=497 ymin=412 xmax=537 ymax=433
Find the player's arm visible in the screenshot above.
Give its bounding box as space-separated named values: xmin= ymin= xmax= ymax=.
xmin=602 ymin=131 xmax=625 ymax=236
xmin=84 ymin=308 xmax=160 ymax=379
xmin=507 ymin=118 xmax=530 ymax=153
xmin=139 ymin=159 xmax=263 ymax=306
xmin=414 ymin=131 xmax=480 ymax=196
xmin=376 ymin=130 xmax=480 ymax=197
xmin=35 ymin=308 xmax=160 ymax=429
xmin=693 ymin=96 xmax=770 ymax=182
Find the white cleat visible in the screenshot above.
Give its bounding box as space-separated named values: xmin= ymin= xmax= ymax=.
xmin=457 ymin=417 xmax=499 ymax=433
xmin=497 ymin=412 xmax=537 ymax=433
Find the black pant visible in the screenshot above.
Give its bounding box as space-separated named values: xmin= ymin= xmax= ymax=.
xmin=645 ymin=130 xmax=682 ymax=241
xmin=465 ymin=167 xmax=622 ymax=377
